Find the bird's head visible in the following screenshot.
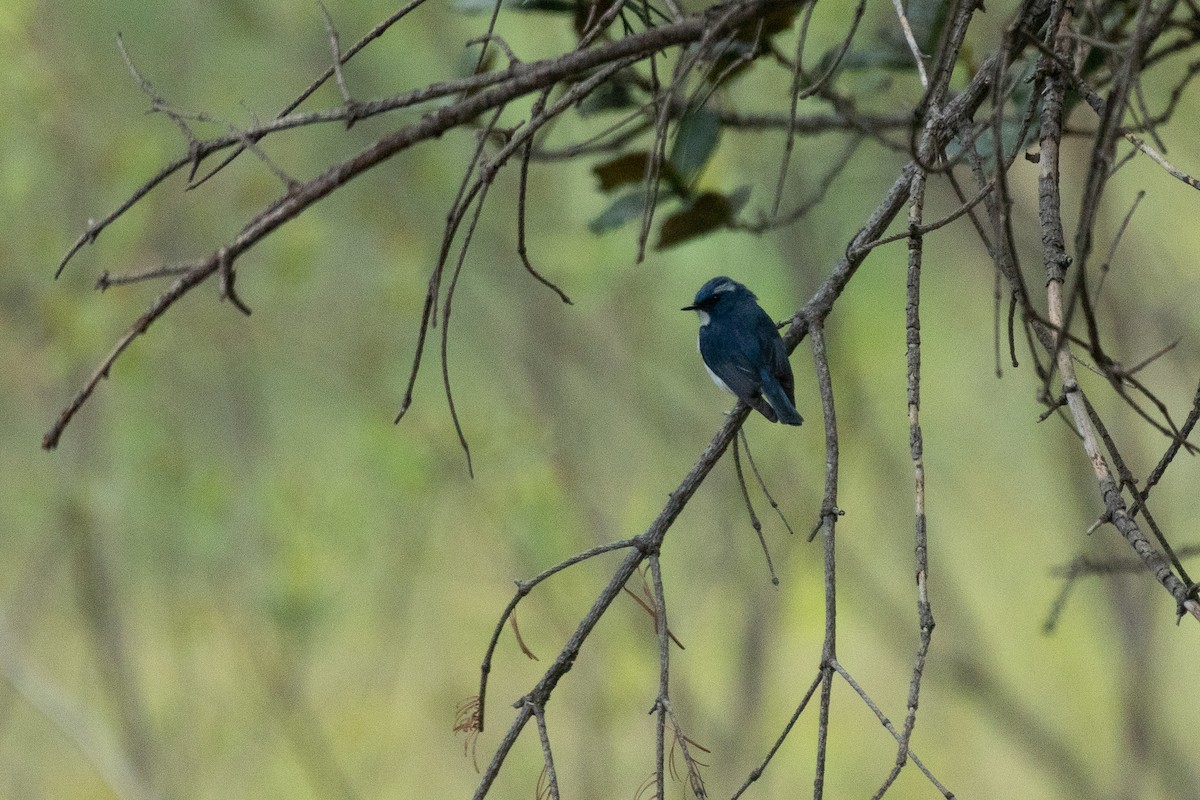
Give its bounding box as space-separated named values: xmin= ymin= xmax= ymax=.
xmin=681 ymin=276 xmax=754 ymax=325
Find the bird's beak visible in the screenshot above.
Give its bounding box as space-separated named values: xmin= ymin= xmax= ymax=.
xmin=681 ymin=304 xmax=697 ymax=312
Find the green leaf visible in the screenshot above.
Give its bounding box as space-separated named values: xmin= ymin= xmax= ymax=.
xmin=945 ymin=117 xmax=1035 ymax=170
xmin=589 ymin=192 xmax=649 ymax=235
xmin=456 ymin=47 xmax=495 ymax=79
xmin=669 ymin=107 xmax=720 ymax=183
xmin=944 ymin=57 xmax=1039 ymax=169
xmin=655 ymin=191 xmax=735 ymax=250
xmin=825 ymin=0 xmax=952 ymax=76
xmin=826 ymin=45 xmax=914 ymax=74
xmin=906 ymin=0 xmax=951 ymax=52
xmin=577 ymin=76 xmax=635 ymax=116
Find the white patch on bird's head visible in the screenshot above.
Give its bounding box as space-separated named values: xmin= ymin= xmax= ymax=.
xmin=712 ymin=280 xmax=737 ymax=294
xmin=694 ymin=309 xmax=711 ymax=326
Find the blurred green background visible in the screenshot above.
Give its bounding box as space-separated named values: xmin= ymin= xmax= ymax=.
xmin=4 ymin=1 xmax=1200 ymax=798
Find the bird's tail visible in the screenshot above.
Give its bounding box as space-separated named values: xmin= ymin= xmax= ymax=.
xmin=759 ymin=370 xmax=803 ymax=426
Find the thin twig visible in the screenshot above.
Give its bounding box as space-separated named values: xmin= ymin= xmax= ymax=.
xmin=649 ymin=554 xmax=670 ymax=800
xmin=531 ymin=704 xmax=560 ymax=800
xmin=730 ymin=670 xmax=823 ymax=799
xmin=890 ymin=0 xmax=931 ymax=88
xmin=476 ymin=536 xmax=638 ymax=732
xmin=317 ymin=2 xmax=353 ymax=107
xmin=738 ymin=428 xmax=796 ymax=536
xmin=732 ymin=435 xmax=780 ymax=585
xmin=1093 ymin=189 xmax=1144 ymax=302
xmin=1034 ymin=3 xmax=1200 ymax=622
xmin=772 ymin=0 xmax=869 ymax=214
xmin=831 ymin=660 xmax=954 ymax=798
xmin=808 ymin=321 xmax=840 ymax=800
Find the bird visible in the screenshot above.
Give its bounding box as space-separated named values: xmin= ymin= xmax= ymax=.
xmin=682 ymin=276 xmax=803 ymax=426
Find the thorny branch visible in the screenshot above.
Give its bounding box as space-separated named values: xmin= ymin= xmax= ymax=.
xmin=48 ymin=0 xmax=1200 ymax=796
xmin=1032 ymin=0 xmax=1199 ymax=622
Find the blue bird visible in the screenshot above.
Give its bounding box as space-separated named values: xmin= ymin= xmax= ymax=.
xmin=682 ymin=276 xmax=803 ymax=426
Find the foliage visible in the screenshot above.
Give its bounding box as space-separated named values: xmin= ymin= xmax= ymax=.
xmin=8 ymin=0 xmax=1200 ymax=798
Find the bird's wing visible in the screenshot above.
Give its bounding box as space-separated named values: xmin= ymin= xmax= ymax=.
xmin=699 ymin=322 xmax=766 ymax=401
xmin=747 ymin=304 xmax=797 ymax=402
xmin=767 ymin=331 xmax=796 ymax=400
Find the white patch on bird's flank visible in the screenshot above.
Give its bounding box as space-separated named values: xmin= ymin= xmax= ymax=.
xmin=704 ymin=361 xmax=733 ymax=395
xmin=712 ymin=280 xmax=737 ymax=294
xmin=694 ymin=309 xmax=711 ymax=326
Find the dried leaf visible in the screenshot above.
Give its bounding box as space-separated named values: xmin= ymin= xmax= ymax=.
xmin=593 ymin=151 xmax=652 ymax=192
xmin=453 ymin=0 xmax=574 ymax=13
xmin=655 ymin=191 xmax=734 ymax=250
